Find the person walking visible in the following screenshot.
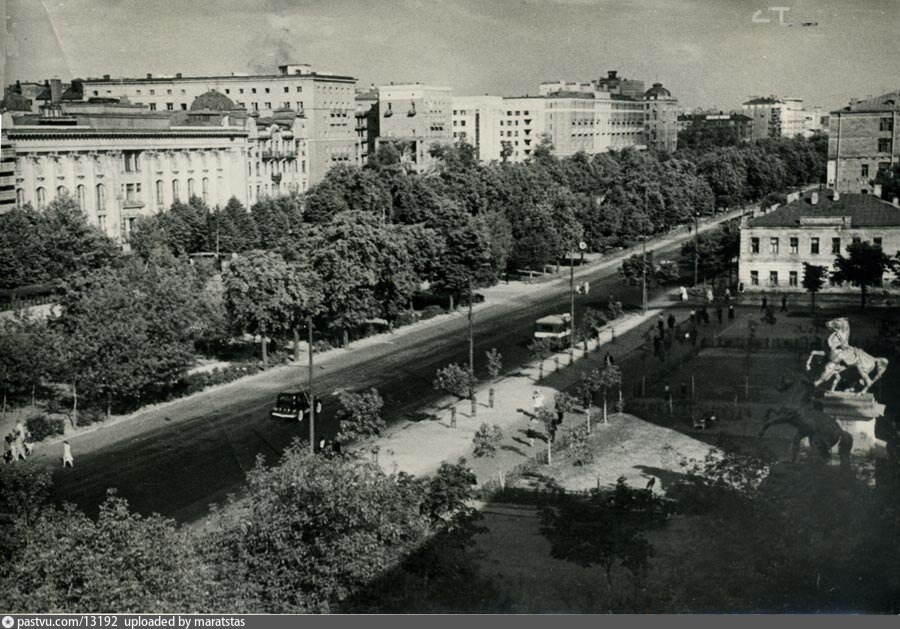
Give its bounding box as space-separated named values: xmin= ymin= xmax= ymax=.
xmin=62 ymin=441 xmax=74 ymax=468
xmin=781 ymin=295 xmax=788 ymax=312
xmin=667 ymin=313 xmax=676 ymax=330
xmin=689 ymin=309 xmax=697 ymax=325
xmin=716 ymin=304 xmax=724 ymax=324
xmin=761 ymin=295 xmax=768 ymax=312
xmin=605 ymin=352 xmax=615 ymax=366
xmin=657 ymin=314 xmax=665 ymax=336
xmin=706 ymin=287 xmax=714 ymax=304
xmin=680 ymin=286 xmax=688 ymax=303
xmin=725 ymin=288 xmax=732 ymax=302
xmin=728 ymin=304 xmax=736 ymax=320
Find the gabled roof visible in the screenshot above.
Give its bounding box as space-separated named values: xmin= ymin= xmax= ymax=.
xmin=748 ymin=193 xmax=900 ymax=228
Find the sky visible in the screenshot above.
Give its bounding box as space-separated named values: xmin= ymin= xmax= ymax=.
xmin=3 ymin=0 xmax=899 ymax=112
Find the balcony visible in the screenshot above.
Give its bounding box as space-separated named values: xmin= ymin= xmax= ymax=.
xmin=261 ymin=149 xmax=297 ymax=161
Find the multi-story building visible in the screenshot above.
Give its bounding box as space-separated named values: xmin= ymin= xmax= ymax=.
xmin=827 ymin=91 xmax=899 ymax=194
xmin=451 ymin=95 xmax=504 ymax=162
xmin=594 ymin=70 xmax=645 ymax=99
xmin=3 ymin=98 xmax=249 ymax=241
xmin=79 ymin=64 xmax=357 ymax=185
xmin=375 ymin=83 xmax=452 ymax=172
xmin=494 ymin=97 xmax=546 ymax=162
xmin=640 ymin=83 xmax=678 ymax=152
xmin=738 ymin=191 xmax=900 ymax=293
xmin=354 ymin=87 xmax=379 ymax=164
xmin=677 ymin=112 xmax=754 ymax=143
xmin=742 ymin=96 xmax=819 ymax=140
xmin=0 ymin=130 xmax=16 ymax=213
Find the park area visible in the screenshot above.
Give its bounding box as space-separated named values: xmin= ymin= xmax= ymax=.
xmin=436 ymin=303 xmax=900 ymax=613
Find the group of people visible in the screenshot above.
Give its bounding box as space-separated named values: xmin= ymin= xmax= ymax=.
xmin=3 ymin=421 xmax=33 ymax=463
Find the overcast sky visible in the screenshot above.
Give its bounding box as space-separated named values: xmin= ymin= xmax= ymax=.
xmin=4 ymin=0 xmax=898 ymax=111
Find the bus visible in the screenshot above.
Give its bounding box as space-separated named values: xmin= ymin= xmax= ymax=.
xmin=534 ymin=314 xmax=572 ymax=342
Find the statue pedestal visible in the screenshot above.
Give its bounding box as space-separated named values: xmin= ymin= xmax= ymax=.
xmin=821 ymin=392 xmax=887 ymax=454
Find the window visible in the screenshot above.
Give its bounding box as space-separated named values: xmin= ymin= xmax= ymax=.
xmin=880 ymin=117 xmax=893 ymax=132
xmin=96 ymin=184 xmax=106 ymax=211
xmin=296 ymin=86 xmax=302 ymax=92
xmin=76 ymin=185 xmax=85 ymax=210
xmin=136 ymin=90 xmax=142 ymax=96
xmin=284 ymin=86 xmax=289 ymax=93
xmin=97 ymin=214 xmax=106 ymax=231
xmin=172 ymin=180 xmax=180 ymax=202
xmin=57 ymin=185 xmax=68 ymax=198
xmin=265 ymin=87 xmax=270 ymax=93
xmin=874 ymin=237 xmax=883 ymax=248
xmin=16 ymin=189 xmax=24 ymax=208
xmin=123 ymin=151 xmax=140 ymax=172
xmin=811 ymin=237 xmax=819 ymax=254
xmin=852 ymin=236 xmax=861 ymax=246
xmin=790 ymin=237 xmax=798 ymax=254
xmin=264 ymin=102 xmax=271 ymax=110
xmin=181 ymin=90 xmax=186 ymax=95
xmin=251 ymin=88 xmax=257 ymax=94
xmin=832 ymin=238 xmax=841 ymax=254
xmin=789 ymin=271 xmax=798 ymax=287
xmin=202 ymin=177 xmax=209 ymax=203
xmin=769 ymin=237 xmax=779 ymax=254
xmin=769 ymin=271 xmax=779 ymax=287
xmin=155 ymin=180 xmax=164 ymax=209
xmin=750 ymin=271 xmax=759 ymax=286
xmin=149 ymin=103 xmax=156 ymax=111
xmin=36 ymin=187 xmax=46 ymax=210
xmin=167 ymin=89 xmax=172 ymax=95
xmin=149 ymin=90 xmax=155 ymax=95
xmin=188 ymin=178 xmax=195 ymax=198
xmin=166 ymin=103 xmax=174 ymax=111
xmin=878 ymin=138 xmax=893 ymax=153
xmin=861 ymin=164 xmax=869 ymax=178
xmin=181 ymin=103 xmax=187 ymax=110
xmin=750 ymin=237 xmax=760 ymax=254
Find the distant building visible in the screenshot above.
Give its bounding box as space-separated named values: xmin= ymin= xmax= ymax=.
xmin=827 ymin=91 xmax=899 ymax=194
xmin=742 ymin=96 xmax=817 ymax=139
xmin=738 ymin=191 xmax=900 ymax=293
xmin=78 ymin=64 xmax=357 ymax=185
xmin=375 ymin=83 xmax=452 ymax=172
xmin=4 ymin=98 xmax=250 ymax=241
xmin=677 ymin=112 xmax=754 ymax=143
xmin=0 ymin=130 xmax=16 ymax=214
xmin=640 ymin=83 xmax=678 ymax=152
xmin=594 ymin=70 xmax=645 ymax=99
xmin=354 ymin=86 xmax=379 ymax=164
xmin=451 ymin=95 xmax=504 ymax=162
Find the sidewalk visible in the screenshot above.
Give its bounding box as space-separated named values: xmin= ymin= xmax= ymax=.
xmin=373 ymin=304 xmax=677 ymax=479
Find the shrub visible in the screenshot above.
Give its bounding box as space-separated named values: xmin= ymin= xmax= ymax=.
xmin=393 ymin=311 xmax=418 ymax=328
xmin=25 ymin=415 xmax=65 ymax=442
xmin=420 ymin=305 xmax=445 ymax=321
xmin=75 ymin=408 xmax=105 ymax=427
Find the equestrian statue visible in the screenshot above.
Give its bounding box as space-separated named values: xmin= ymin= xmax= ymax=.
xmin=759 ymin=406 xmax=852 ymax=467
xmin=805 ymin=318 xmax=888 ymax=394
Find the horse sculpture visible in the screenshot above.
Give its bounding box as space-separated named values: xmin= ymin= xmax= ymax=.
xmin=805 ymin=318 xmax=888 ymax=394
xmin=759 ymin=406 xmax=852 ymax=467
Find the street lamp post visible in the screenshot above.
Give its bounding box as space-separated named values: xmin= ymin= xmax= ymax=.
xmin=641 ymin=236 xmax=648 ymax=315
xmin=468 ymin=278 xmax=476 ymax=418
xmin=308 ymin=315 xmax=316 ymax=454
xmin=569 ymin=245 xmax=576 ymax=362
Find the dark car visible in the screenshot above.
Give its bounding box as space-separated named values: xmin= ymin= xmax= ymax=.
xmin=270 ymin=391 xmax=323 ymax=422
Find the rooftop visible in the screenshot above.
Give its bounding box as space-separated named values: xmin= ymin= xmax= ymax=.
xmin=748 ymin=192 xmax=900 ymax=228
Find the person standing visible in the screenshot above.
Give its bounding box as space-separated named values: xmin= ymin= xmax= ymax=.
xmin=724 ymin=288 xmax=732 ymax=302
xmin=667 ymin=313 xmax=676 ymax=330
xmin=657 ymin=314 xmax=665 ymax=336
xmin=680 ymin=286 xmax=688 ymax=303
xmin=62 ymin=441 xmax=74 ymax=468
xmin=706 ymin=287 xmax=714 ymax=303
xmin=761 ymin=295 xmax=768 ymax=312
xmin=781 ymin=295 xmax=788 ymax=312
xmin=530 ymin=391 xmax=545 ymax=447
xmin=728 ymin=304 xmax=736 ymax=320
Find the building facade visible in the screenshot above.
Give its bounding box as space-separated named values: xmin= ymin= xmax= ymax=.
xmin=640 ymin=83 xmax=678 ymax=152
xmin=738 ymin=191 xmax=900 ymax=293
xmin=677 ymin=112 xmax=754 ymax=143
xmin=742 ymin=96 xmax=818 ymax=140
xmin=4 ymin=101 xmax=249 ymax=241
xmin=79 ymin=64 xmax=357 ymax=185
xmin=376 ymin=83 xmax=452 ymax=172
xmin=827 ymin=91 xmax=899 ymax=194
xmin=451 ymin=95 xmax=504 ymax=162
xmin=0 ymin=130 xmax=16 ymax=213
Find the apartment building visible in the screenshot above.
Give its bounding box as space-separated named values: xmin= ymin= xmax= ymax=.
xmin=375 ymin=83 xmax=452 ymax=172
xmin=0 ymin=130 xmax=16 ymax=214
xmin=738 ymin=191 xmax=900 ymax=293
xmin=451 ymin=95 xmax=504 ymax=162
xmin=827 ymin=91 xmax=899 ymax=194
xmin=80 ymin=64 xmax=357 ymax=185
xmin=641 ymin=83 xmax=679 ymax=152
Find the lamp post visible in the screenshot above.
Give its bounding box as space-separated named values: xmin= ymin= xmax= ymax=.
xmin=569 ymin=244 xmax=576 ymax=362
xmin=469 ymin=277 xmax=475 ymax=418
xmin=308 ymin=315 xmax=316 ymax=454
xmin=641 ymin=235 xmax=648 ymax=315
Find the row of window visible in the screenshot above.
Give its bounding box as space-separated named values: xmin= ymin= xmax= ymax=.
xmin=18 ymin=178 xmax=223 ymax=212
xmin=748 ymin=269 xmax=885 ymax=288
xmin=749 ymin=235 xmax=881 ymax=255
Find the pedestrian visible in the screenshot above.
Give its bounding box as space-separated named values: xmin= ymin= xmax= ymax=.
xmin=653 ymin=335 xmax=661 ymax=358
xmin=605 ymin=352 xmax=615 ymax=366
xmin=702 ymin=307 xmax=710 ymax=325
xmin=738 ymin=283 xmax=745 ymax=296
xmin=706 ymin=287 xmax=714 ymax=303
xmin=716 ymin=304 xmax=723 ymax=324
xmin=657 ymin=314 xmax=665 ymax=336
xmin=725 ymin=288 xmax=732 ymax=302
xmin=667 ymin=313 xmax=676 ymax=330
xmin=781 ymin=295 xmax=788 ymax=312
xmin=689 ymin=309 xmax=697 ymax=325
xmin=680 ymin=286 xmax=689 ymax=303
xmin=62 ymin=441 xmax=74 ymax=468
xmin=728 ymin=304 xmax=735 ymax=320
xmin=761 ymin=295 xmax=768 ymax=312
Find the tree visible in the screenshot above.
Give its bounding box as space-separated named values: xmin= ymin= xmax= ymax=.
xmin=831 ymin=241 xmax=891 ymax=310
xmin=434 ymin=363 xmax=474 ymax=427
xmin=223 ymin=250 xmax=294 ymax=367
xmin=802 ymin=263 xmax=827 ymax=313
xmin=592 ymin=364 xmax=622 ymax=425
xmin=472 ymin=423 xmax=504 ymax=488
xmin=1 ymin=494 xmax=208 ymax=613
xmin=335 ymin=388 xmax=385 ymax=446
xmin=539 ymin=478 xmax=665 ymax=591
xmin=202 ymin=445 xmax=430 ymax=612
xmin=536 ymin=406 xmax=558 ymax=465
xmin=527 ymin=337 xmax=555 ymax=380
xmin=419 ymin=459 xmax=478 ymax=528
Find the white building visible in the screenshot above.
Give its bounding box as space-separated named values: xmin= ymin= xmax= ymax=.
xmin=451 ymin=95 xmax=504 ymax=162
xmin=376 ymin=83 xmax=452 ymax=172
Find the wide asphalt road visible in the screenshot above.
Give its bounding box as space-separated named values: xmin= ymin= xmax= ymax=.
xmin=45 ymin=228 xmax=719 ymax=523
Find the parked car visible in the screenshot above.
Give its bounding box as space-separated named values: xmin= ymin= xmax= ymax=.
xmin=270 ymin=391 xmax=323 ymax=422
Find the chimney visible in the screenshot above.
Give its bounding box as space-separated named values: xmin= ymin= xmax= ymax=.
xmin=49 ymin=79 xmax=63 ymax=103
xmin=176 ymin=73 xmax=182 ymax=79
xmin=103 ymin=74 xmax=110 ymax=80
xmin=810 ymin=191 xmax=819 ymax=205
xmin=147 ymin=73 xmax=153 ymax=79
xmin=608 ymin=70 xmax=618 ymax=79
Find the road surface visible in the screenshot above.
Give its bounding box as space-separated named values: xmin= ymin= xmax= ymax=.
xmin=44 ymin=220 xmax=732 ymax=522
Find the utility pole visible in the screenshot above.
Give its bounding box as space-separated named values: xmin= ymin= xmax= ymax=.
xmin=308 ymin=315 xmax=315 ymax=454
xmin=693 ymin=212 xmax=700 ymax=286
xmin=641 ymin=236 xmax=648 ymax=315
xmin=468 ymin=277 xmax=476 ymax=418
xmin=569 ymin=245 xmax=575 ymax=361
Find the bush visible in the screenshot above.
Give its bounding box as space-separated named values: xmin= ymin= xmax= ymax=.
xmin=393 ymin=311 xmax=419 ymax=328
xmin=25 ymin=415 xmax=65 ymax=442
xmin=75 ymin=408 xmax=106 ymax=427
xmin=420 ymin=305 xmax=445 ymax=321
